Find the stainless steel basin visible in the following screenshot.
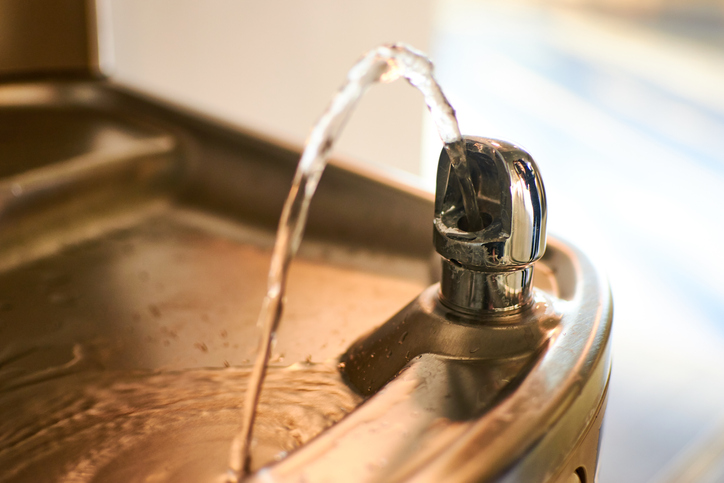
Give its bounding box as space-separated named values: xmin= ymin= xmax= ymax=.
xmin=0 ymin=80 xmax=611 ymax=482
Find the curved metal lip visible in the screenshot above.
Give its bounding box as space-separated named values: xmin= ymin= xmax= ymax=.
xmin=250 ymin=236 xmax=613 ymax=482
xmin=412 ymin=239 xmax=613 ymax=483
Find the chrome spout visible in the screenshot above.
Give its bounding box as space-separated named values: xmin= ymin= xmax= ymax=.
xmin=434 ymin=137 xmax=547 ymax=313
xmin=341 ymin=136 xmax=555 ymax=396
xmin=334 ymin=135 xmax=611 ymax=483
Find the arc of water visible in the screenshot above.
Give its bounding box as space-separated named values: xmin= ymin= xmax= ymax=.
xmin=228 ymin=43 xmax=481 ymax=481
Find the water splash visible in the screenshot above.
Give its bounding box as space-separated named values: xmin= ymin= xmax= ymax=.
xmin=0 ymin=362 xmax=359 ymax=482
xmin=229 ymin=43 xmax=480 ymax=480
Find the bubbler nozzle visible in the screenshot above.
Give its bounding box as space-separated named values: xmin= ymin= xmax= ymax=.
xmin=434 ymin=136 xmax=547 ymax=314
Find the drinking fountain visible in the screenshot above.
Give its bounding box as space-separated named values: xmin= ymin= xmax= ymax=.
xmin=0 ymin=3 xmax=612 ymax=482
xmin=342 ymin=136 xmax=551 ymax=395
xmin=277 ymin=138 xmax=613 ymax=483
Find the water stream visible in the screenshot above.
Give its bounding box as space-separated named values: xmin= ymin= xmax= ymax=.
xmin=230 ymin=43 xmax=481 ymax=480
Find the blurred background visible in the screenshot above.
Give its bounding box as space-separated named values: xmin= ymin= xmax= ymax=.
xmin=4 ymin=0 xmax=724 ymax=481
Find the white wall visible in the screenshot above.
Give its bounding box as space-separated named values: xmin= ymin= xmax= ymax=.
xmin=105 ymin=0 xmax=433 ymax=178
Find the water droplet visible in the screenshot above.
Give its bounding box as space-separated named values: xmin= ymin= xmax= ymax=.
xmin=194 ymin=342 xmax=208 ymax=353
xmin=148 ymin=304 xmax=161 ymax=318
xmin=469 ymin=347 xmax=480 ymax=354
xmin=160 ymin=326 xmax=178 ymax=339
xmin=274 ymin=451 xmax=288 ymax=461
xmin=398 ymin=331 xmax=409 ymax=344
xmin=48 ymin=292 xmax=76 ymax=306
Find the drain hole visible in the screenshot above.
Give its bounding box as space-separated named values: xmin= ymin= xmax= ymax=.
xmin=574 ymin=466 xmax=587 ymax=483
xmin=457 ymin=211 xmax=492 ymax=232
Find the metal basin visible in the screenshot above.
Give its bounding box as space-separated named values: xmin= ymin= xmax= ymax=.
xmin=0 ymin=80 xmax=611 ymax=482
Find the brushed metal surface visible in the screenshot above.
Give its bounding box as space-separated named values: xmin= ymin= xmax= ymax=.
xmin=0 ymin=80 xmax=432 ymax=372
